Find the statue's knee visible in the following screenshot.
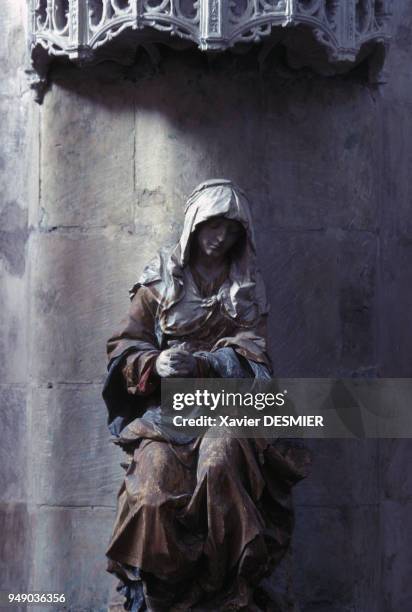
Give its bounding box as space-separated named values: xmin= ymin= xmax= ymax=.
xmin=199 ymin=437 xmax=240 ymax=476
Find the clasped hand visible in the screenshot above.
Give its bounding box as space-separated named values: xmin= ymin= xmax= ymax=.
xmin=155 ymin=348 xmax=197 ymax=378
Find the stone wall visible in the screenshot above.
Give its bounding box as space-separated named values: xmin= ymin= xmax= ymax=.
xmin=1 ymin=0 xmax=36 ymax=597
xmin=1 ymin=1 xmax=412 ymax=610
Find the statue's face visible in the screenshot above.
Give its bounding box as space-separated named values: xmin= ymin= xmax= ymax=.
xmin=195 ymin=217 xmax=243 ymax=259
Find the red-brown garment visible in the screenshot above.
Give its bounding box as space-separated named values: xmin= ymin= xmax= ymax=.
xmin=105 ymin=275 xmax=308 ymax=611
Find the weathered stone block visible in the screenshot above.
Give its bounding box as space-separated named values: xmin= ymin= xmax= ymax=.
xmin=350 ymin=506 xmax=382 ymax=612
xmin=29 ymin=231 xmax=153 ymax=383
xmin=0 ymin=97 xmax=38 ymax=384
xmin=293 ymin=505 xmax=380 ymax=611
xmin=261 ymin=81 xmax=381 ymax=233
xmin=0 ymin=1 xmax=26 ymax=97
xmin=385 ymin=3 xmax=412 ymax=105
xmin=379 ymin=439 xmax=412 ymax=503
xmin=295 ymin=439 xmax=379 ymax=508
xmin=0 ymin=273 xmax=28 ymax=384
xmin=380 ymin=239 xmax=412 ymax=376
xmin=0 ymin=386 xmax=27 ymax=503
xmin=0 ymin=96 xmax=38 ymax=212
xmin=31 ymin=384 xmax=122 ymax=507
xmin=40 ymin=82 xmax=135 ymax=229
xmin=381 ymin=102 xmax=412 ymax=239
xmin=258 ymin=229 xmax=377 ymax=376
xmin=381 ymin=500 xmax=412 ymax=612
xmin=133 ymin=69 xmax=264 ymax=222
xmin=0 ymin=502 xmax=31 ymax=591
xmin=30 ymin=506 xmax=116 ymax=610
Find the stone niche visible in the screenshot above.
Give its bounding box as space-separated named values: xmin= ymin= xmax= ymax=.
xmin=28 ymin=0 xmax=392 ymax=100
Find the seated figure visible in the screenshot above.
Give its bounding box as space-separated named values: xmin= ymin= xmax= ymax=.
xmin=103 ymin=179 xmax=308 ymax=611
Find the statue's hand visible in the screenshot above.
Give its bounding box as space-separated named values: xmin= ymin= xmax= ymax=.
xmin=155 ymin=349 xmax=197 ymax=378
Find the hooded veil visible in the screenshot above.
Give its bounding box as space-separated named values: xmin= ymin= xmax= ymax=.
xmin=130 ymin=179 xmax=269 ymax=331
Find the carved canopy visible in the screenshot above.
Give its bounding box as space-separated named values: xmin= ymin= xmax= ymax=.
xmin=28 ymin=1 xmax=392 ymax=97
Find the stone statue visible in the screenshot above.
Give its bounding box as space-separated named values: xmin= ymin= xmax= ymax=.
xmin=103 ymin=179 xmax=308 ymax=611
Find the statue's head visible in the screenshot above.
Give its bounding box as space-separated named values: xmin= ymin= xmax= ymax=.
xmin=192 ymin=216 xmax=244 ymax=261
xmin=179 ymin=179 xmax=255 ymax=267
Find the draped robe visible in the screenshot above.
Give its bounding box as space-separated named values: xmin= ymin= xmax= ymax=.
xmin=104 ymin=270 xmax=308 ymax=612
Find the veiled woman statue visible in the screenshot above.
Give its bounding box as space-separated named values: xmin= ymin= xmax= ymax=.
xmin=103 ymin=179 xmax=308 ymax=611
